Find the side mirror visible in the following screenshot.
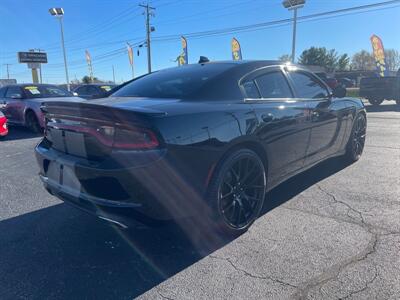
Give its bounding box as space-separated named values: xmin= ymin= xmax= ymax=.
xmin=10 ymin=93 xmax=23 ymax=99
xmin=332 ymin=86 xmax=346 ymax=98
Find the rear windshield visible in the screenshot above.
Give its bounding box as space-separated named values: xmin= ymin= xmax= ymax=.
xmin=23 ymin=85 xmax=72 ymax=98
xmin=112 ymin=64 xmax=236 ymax=99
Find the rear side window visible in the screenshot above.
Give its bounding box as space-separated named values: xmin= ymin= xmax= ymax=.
xmin=290 ymin=71 xmax=329 ymax=99
xmin=255 ymin=71 xmax=293 ymax=98
xmin=5 ymin=86 xmax=22 ymax=98
xmin=113 ymin=64 xmax=236 ymax=100
xmin=242 ymin=80 xmax=260 ymax=98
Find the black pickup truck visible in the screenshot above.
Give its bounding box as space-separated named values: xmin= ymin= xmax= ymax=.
xmin=359 ymin=71 xmax=400 ymax=106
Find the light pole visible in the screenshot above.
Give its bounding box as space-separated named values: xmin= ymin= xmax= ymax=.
xmin=49 ymin=8 xmax=70 ymax=91
xmin=282 ymin=0 xmax=305 ymax=63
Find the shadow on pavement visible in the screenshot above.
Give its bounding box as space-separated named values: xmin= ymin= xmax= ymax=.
xmin=0 ymin=126 xmax=42 ymax=141
xmin=365 ymin=103 xmax=400 ymax=113
xmin=0 ymin=157 xmax=350 ymax=299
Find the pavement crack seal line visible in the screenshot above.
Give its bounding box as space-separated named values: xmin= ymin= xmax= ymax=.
xmin=340 ymin=265 xmax=379 ymax=300
xmin=316 ymin=183 xmax=365 ymax=225
xmin=209 ymin=255 xmax=298 ymax=289
xmin=156 ymin=289 xmax=175 ymax=300
xmin=291 ymin=184 xmax=383 ymax=300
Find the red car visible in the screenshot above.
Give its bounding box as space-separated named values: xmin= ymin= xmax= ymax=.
xmin=0 ymin=111 xmax=8 ymax=137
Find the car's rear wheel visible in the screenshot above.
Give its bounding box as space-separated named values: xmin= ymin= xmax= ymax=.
xmin=207 ymin=149 xmax=266 ymax=236
xmin=368 ymin=98 xmax=383 ymax=106
xmin=345 ymin=113 xmax=367 ymax=162
xmin=26 ymin=111 xmax=42 ymax=133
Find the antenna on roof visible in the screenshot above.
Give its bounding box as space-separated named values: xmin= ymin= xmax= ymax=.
xmin=198 ymin=56 xmax=210 ymax=64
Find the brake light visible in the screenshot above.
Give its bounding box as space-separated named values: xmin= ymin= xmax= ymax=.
xmin=114 ymin=127 xmax=159 ymax=150
xmin=97 ymin=125 xmax=159 ymax=150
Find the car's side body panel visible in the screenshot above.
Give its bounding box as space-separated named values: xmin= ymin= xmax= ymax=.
xmin=34 ymin=61 xmax=366 ymax=225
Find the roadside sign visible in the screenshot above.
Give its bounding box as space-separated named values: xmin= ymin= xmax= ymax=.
xmin=18 ymin=52 xmax=48 ymax=64
xmin=27 ymin=63 xmax=41 ymax=69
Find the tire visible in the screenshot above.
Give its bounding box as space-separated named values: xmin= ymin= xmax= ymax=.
xmin=396 ymin=100 xmax=400 ymax=106
xmin=345 ymin=113 xmax=367 ymax=162
xmin=206 ymin=149 xmax=267 ymax=236
xmin=368 ymin=98 xmax=383 ymax=106
xmin=26 ymin=111 xmax=42 ymax=133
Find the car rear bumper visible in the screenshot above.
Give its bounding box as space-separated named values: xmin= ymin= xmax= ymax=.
xmin=35 ymin=140 xmax=199 ymax=224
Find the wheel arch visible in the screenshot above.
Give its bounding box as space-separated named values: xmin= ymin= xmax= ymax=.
xmin=207 ymin=140 xmax=269 ymax=189
xmin=24 ymin=108 xmax=36 ymax=125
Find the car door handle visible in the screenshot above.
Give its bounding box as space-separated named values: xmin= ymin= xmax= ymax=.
xmin=261 ymin=113 xmax=274 ymax=123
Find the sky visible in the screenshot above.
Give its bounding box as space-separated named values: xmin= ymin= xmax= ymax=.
xmin=0 ymin=0 xmax=399 ymax=84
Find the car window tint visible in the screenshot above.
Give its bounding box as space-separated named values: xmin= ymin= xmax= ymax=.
xmin=113 ymin=64 xmax=237 ymax=100
xmin=76 ymin=86 xmax=88 ymax=95
xmin=5 ymin=86 xmax=21 ymax=98
xmin=242 ymin=80 xmax=260 ymax=98
xmin=290 ymin=71 xmax=329 ymax=99
xmin=88 ymin=86 xmax=100 ymax=94
xmin=255 ymin=71 xmax=292 ymax=98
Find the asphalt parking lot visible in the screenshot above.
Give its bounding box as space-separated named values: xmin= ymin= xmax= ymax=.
xmin=0 ymin=103 xmax=399 ymax=300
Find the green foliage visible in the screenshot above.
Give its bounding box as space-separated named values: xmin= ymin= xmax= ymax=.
xmin=278 ymin=54 xmax=292 ymax=62
xmin=351 ymin=50 xmax=375 ymax=71
xmin=298 ymin=47 xmax=350 ymax=71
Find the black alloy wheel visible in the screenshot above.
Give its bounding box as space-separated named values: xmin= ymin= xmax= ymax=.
xmin=346 ymin=113 xmax=367 ymax=162
xmin=368 ymin=98 xmax=383 ymax=106
xmin=26 ymin=111 xmax=42 ymax=133
xmin=208 ymin=149 xmax=266 ymax=235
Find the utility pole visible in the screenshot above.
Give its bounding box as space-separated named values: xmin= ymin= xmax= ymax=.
xmin=3 ymin=64 xmax=11 ymax=79
xmin=139 ymin=3 xmax=155 ymax=73
xmin=282 ymin=0 xmax=305 ymax=63
xmin=112 ymin=65 xmax=116 ymax=83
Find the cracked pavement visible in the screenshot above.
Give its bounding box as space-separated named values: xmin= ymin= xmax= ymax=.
xmin=0 ymin=103 xmax=399 ymax=299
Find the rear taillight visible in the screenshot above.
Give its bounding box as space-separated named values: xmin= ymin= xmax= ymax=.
xmin=115 ymin=127 xmax=159 ymax=149
xmin=98 ymin=126 xmax=159 ymax=150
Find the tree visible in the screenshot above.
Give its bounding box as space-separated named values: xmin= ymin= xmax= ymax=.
xmin=278 ymin=54 xmax=291 ymax=62
xmin=337 ymin=54 xmax=350 ymax=71
xmin=384 ymin=49 xmax=400 ymax=71
xmin=298 ymin=47 xmax=349 ymax=71
xmin=82 ymin=75 xmax=99 ymax=84
xmin=351 ymin=50 xmax=375 ymax=71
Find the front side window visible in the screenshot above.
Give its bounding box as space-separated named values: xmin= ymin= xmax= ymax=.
xmin=255 ymin=71 xmax=293 ymax=99
xmin=5 ymin=86 xmax=22 ymax=98
xmin=290 ymin=72 xmax=329 ymax=99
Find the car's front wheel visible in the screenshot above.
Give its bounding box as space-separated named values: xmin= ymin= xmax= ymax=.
xmin=345 ymin=113 xmax=367 ymax=162
xmin=26 ymin=111 xmax=42 ymax=133
xmin=207 ymin=149 xmax=267 ymax=236
xmin=368 ymin=98 xmax=383 ymax=106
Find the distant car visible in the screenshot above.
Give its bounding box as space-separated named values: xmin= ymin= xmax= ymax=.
xmin=0 ymin=84 xmax=84 ymax=133
xmin=0 ymin=111 xmax=8 ymax=138
xmin=359 ymin=74 xmax=400 ymax=106
xmin=36 ymin=61 xmax=365 ymax=235
xmin=73 ymin=84 xmax=116 ymax=99
xmin=315 ymin=72 xmax=338 ymax=89
xmin=338 ymin=78 xmax=355 ymax=88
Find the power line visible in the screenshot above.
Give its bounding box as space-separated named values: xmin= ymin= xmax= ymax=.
xmin=150 ymin=0 xmax=400 ymax=42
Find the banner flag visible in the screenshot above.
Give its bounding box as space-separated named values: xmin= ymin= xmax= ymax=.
xmin=85 ymin=50 xmax=92 ymax=65
xmin=370 ymin=34 xmax=388 ymax=77
xmin=127 ymin=43 xmax=134 ymax=66
xmin=179 ymin=36 xmax=188 ymax=65
xmin=231 ymin=38 xmax=242 ymax=61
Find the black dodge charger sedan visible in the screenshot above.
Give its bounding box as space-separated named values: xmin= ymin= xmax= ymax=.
xmin=35 ymin=61 xmax=366 ymax=235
